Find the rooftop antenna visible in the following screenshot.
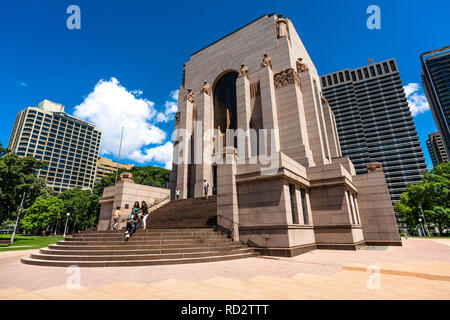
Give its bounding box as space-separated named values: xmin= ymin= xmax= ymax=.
xmin=115 ymin=126 xmax=124 ymax=184
xmin=368 ymin=57 xmax=374 ymax=64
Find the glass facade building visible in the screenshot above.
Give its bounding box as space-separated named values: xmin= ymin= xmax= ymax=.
xmin=8 ymin=100 xmax=101 ymax=194
xmin=421 ymin=46 xmax=450 ymax=158
xmin=426 ymin=132 xmax=448 ymax=167
xmin=320 ymin=59 xmax=427 ymax=203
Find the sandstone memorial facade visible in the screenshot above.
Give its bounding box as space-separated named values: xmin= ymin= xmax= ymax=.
xmin=168 ymin=13 xmax=401 ymax=256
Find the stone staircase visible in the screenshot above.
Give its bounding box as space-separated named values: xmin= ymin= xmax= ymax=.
xmin=21 ymin=196 xmax=259 ymax=267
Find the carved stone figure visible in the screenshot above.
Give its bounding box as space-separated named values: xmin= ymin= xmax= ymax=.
xmin=238 ymin=64 xmax=249 ymax=79
xmin=200 ymin=80 xmax=211 ymax=96
xmin=367 ymin=162 xmax=383 ymax=173
xmin=119 ymin=172 xmax=134 ymax=183
xmin=276 ymin=14 xmax=289 ymax=39
xmin=261 ymin=54 xmax=272 ymax=69
xmin=296 ymin=58 xmax=308 ymax=73
xmin=273 ymin=68 xmax=301 ymax=89
xmin=320 ymin=92 xmax=328 ymax=104
xmin=184 ymin=88 xmax=194 ymax=103
xmin=174 ymin=112 xmax=181 ymax=126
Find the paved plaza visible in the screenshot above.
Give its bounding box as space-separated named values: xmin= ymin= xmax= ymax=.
xmin=0 ymin=238 xmax=449 ymax=300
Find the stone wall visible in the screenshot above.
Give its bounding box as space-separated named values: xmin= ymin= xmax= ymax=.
xmin=353 ymin=168 xmax=402 ymax=245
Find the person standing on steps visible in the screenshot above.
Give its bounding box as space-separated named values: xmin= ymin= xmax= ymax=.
xmin=141 ymin=200 xmax=149 ymax=230
xmin=125 ymin=201 xmax=140 ymax=241
xmin=112 ymin=206 xmax=121 ymax=230
xmin=203 ymin=179 xmax=209 ymax=200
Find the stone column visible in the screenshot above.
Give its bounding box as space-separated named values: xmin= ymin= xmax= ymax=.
xmin=322 ymin=103 xmax=341 ymax=159
xmin=273 ymin=68 xmax=315 ymax=167
xmin=236 ymin=74 xmax=252 ymax=159
xmin=259 ymin=66 xmax=280 ymax=156
xmin=194 ymin=90 xmax=213 ymax=197
xmin=299 ymin=71 xmax=328 ymax=165
xmin=217 ymin=147 xmax=239 ymax=241
xmin=294 ymin=186 xmax=305 ymax=224
xmin=176 ymin=91 xmax=194 ymax=199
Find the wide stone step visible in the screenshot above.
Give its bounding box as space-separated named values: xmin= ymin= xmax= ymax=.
xmin=48 ymin=241 xmax=241 ymax=251
xmin=30 ymin=248 xmax=254 ymax=262
xmin=84 ymin=227 xmax=215 ymax=234
xmin=56 ymin=238 xmax=232 ymax=246
xmin=66 ymin=234 xmax=227 ymax=241
xmin=40 ymin=244 xmax=248 ymax=256
xmin=71 ymin=231 xmax=219 ymax=238
xmin=21 ymin=252 xmax=258 ymax=267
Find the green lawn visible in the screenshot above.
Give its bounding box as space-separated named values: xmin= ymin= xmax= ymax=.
xmin=0 ymin=234 xmax=64 ymax=251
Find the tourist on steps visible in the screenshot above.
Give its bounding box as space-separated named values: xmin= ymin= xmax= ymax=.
xmin=141 ymin=200 xmax=149 ymax=230
xmin=125 ymin=202 xmax=140 ymax=241
xmin=112 ymin=206 xmax=121 ymax=230
xmin=203 ymin=179 xmax=209 ymax=200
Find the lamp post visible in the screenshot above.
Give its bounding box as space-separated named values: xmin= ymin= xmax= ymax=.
xmin=10 ymin=192 xmax=26 ymax=245
xmin=115 ymin=126 xmax=124 ymax=184
xmin=418 ymin=218 xmax=426 ymax=237
xmin=63 ymin=212 xmax=70 ymax=238
xmin=418 ymin=204 xmax=431 ymax=236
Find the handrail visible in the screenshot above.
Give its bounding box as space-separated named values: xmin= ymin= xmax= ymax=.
xmin=216 ymin=214 xmax=269 ymax=244
xmin=149 ymin=195 xmax=170 ymax=209
xmin=119 ymin=195 xmax=171 ymax=223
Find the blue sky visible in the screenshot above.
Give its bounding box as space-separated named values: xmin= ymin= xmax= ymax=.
xmin=0 ymin=0 xmax=449 ymax=169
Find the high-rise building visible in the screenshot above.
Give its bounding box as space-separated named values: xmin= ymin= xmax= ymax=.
xmin=95 ymin=156 xmax=134 ymax=183
xmin=426 ymin=132 xmax=448 ymax=167
xmin=320 ymin=59 xmax=427 ymax=203
xmin=8 ymin=99 xmax=101 ymax=194
xmin=421 ymin=46 xmax=450 ymax=158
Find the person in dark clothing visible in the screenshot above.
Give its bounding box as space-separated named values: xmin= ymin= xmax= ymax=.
xmin=141 ymin=201 xmax=149 ymax=230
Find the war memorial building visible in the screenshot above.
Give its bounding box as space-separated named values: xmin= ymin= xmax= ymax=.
xmin=167 ymin=13 xmax=401 ymax=256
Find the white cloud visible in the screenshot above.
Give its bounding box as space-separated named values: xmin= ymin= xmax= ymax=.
xmin=404 ymin=83 xmax=430 ymax=116
xmin=128 ymin=141 xmax=173 ymax=169
xmin=73 ymin=77 xmax=175 ymax=168
xmin=156 ymin=90 xmax=179 ymax=123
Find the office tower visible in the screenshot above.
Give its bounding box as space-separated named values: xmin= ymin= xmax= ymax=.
xmin=321 ymin=59 xmax=427 ymax=203
xmin=426 ymin=132 xmax=448 ymax=167
xmin=421 ymin=46 xmax=450 ymax=158
xmin=95 ymin=156 xmax=133 ymax=183
xmin=8 ymin=99 xmax=101 ymax=194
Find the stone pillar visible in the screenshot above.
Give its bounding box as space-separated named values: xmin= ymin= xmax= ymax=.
xmin=216 ymin=147 xmax=239 ymax=241
xmin=322 ymin=103 xmax=341 ymax=159
xmin=294 ymin=186 xmax=305 ymax=224
xmin=273 ymin=68 xmax=315 ymax=167
xmin=299 ymin=71 xmax=328 ymax=165
xmin=194 ymin=90 xmax=213 ymax=197
xmin=176 ymin=91 xmax=194 ymax=199
xmin=236 ymin=74 xmax=252 ymax=159
xmin=259 ymin=66 xmax=280 ymax=156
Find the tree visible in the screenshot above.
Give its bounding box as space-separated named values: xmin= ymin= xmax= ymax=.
xmin=0 ymin=148 xmax=50 ymax=223
xmin=395 ymin=161 xmax=450 ymax=236
xmin=93 ymin=165 xmax=171 ymax=197
xmin=20 ymin=196 xmax=64 ymax=234
xmin=58 ymin=188 xmax=100 ymax=232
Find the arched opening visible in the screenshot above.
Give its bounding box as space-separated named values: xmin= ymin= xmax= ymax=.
xmin=213 ymin=71 xmax=238 ymax=131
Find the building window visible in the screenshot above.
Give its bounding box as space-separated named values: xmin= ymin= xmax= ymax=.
xmin=300 ymin=189 xmax=309 ymax=225
xmin=351 ymin=71 xmax=356 ymax=81
xmin=383 ymin=62 xmax=389 ymax=73
xmin=322 ymin=77 xmax=327 ymax=87
xmin=289 ymin=184 xmax=299 ymax=224
xmin=345 ymin=71 xmax=350 ymax=81
xmin=357 ymin=70 xmax=363 ymax=80
xmin=376 ymin=64 xmax=382 ymax=75
xmin=333 ymin=74 xmax=338 ymax=84
xmin=389 ymin=60 xmax=396 ymax=71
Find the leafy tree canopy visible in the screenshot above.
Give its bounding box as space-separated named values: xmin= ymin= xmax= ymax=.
xmin=58 ymin=188 xmax=100 ymax=232
xmin=20 ymin=196 xmax=64 ymax=233
xmin=0 ymin=145 xmax=51 ymax=223
xmin=394 ymin=161 xmax=450 ymax=235
xmin=93 ymin=165 xmax=170 ymax=197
